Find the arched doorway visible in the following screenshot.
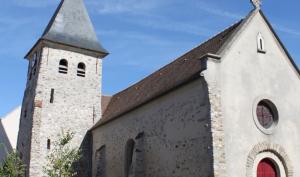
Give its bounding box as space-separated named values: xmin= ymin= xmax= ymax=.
xmin=257 ymin=158 xmax=278 ymax=177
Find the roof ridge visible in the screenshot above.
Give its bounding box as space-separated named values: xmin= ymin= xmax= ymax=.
xmin=92 ymin=19 xmax=243 ymax=129
xmin=107 ymin=20 xmax=243 ymax=98
xmin=112 ymin=20 xmax=242 ymax=97
xmin=42 ymin=0 xmax=64 ymax=36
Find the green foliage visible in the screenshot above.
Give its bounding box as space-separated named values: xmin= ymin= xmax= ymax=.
xmin=43 ymin=131 xmax=81 ymax=177
xmin=0 ymin=150 xmax=26 ymax=177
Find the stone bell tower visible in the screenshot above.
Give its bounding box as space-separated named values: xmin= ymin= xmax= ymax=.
xmin=16 ymin=0 xmax=108 ymax=176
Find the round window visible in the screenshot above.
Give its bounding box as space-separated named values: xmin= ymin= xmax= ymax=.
xmin=256 ymin=102 xmax=275 ymax=129
xmin=254 ymin=99 xmax=278 ymax=134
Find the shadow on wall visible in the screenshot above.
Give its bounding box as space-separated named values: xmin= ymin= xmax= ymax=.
xmin=74 ymin=131 xmax=93 ymax=177
xmin=0 ymin=120 xmax=13 ymax=164
xmin=74 ymin=77 xmax=216 ymax=177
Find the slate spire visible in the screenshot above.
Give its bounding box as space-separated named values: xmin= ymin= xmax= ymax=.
xmin=41 ymin=0 xmax=108 ymax=55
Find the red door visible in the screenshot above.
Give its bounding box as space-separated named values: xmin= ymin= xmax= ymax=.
xmin=257 ymin=158 xmax=277 ymax=177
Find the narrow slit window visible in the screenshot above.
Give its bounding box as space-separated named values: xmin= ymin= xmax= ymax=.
xmin=77 ymin=62 xmax=86 ymax=77
xmin=29 ymin=71 xmax=32 ymax=80
xmin=28 ymin=62 xmax=32 ymax=80
xmin=257 ymin=33 xmax=266 ymax=53
xmin=59 ymin=59 xmax=68 ymax=74
xmin=33 ymin=68 xmax=37 ymax=76
xmin=24 ymin=110 xmax=27 ymax=118
xmin=32 ymin=52 xmax=38 ymax=68
xmin=47 ymin=139 xmax=51 ymax=150
xmin=260 ymin=39 xmax=263 ymax=50
xmin=50 ymin=89 xmax=54 ymax=103
xmin=32 ymin=52 xmax=38 ymax=76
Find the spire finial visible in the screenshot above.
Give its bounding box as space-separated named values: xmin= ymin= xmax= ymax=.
xmin=251 ymin=0 xmax=262 ymax=9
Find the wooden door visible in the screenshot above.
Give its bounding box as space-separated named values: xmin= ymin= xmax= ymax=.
xmin=257 ymin=158 xmax=277 ymax=177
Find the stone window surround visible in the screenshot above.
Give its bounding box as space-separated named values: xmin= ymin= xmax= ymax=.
xmin=257 ymin=32 xmax=266 ymax=54
xmin=254 ymin=151 xmax=286 ymax=177
xmin=246 ymin=142 xmax=293 ymax=177
xmin=252 ymin=96 xmax=279 ymax=135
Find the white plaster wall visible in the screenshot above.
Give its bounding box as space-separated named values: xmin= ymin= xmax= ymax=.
xmin=0 ymin=120 xmax=12 ymax=164
xmin=92 ymin=79 xmax=213 ymax=177
xmin=0 ymin=106 xmax=21 ymax=164
xmin=1 ymin=106 xmax=21 ymax=149
xmin=219 ymin=12 xmax=300 ymax=177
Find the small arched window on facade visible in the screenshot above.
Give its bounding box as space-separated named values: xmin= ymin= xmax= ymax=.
xmin=77 ymin=62 xmax=86 ymax=77
xmin=59 ymin=59 xmax=68 ymax=74
xmin=124 ymin=139 xmax=135 ymax=177
xmin=257 ymin=33 xmax=266 ymax=53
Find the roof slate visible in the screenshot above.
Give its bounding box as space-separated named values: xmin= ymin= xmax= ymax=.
xmin=92 ymin=20 xmax=243 ymax=129
xmin=42 ymin=0 xmax=108 ymax=54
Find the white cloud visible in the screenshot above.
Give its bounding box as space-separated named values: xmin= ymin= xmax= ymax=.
xmin=88 ymin=0 xmax=239 ymax=37
xmin=87 ymin=0 xmax=242 ymax=19
xmin=274 ymin=25 xmax=300 ymax=37
xmin=98 ymin=29 xmax=186 ymax=46
xmin=86 ymin=0 xmax=158 ymax=14
xmin=195 ymin=1 xmax=243 ymax=19
xmin=123 ymin=15 xmax=213 ymax=37
xmin=11 ymin=0 xmax=58 ymax=8
xmin=0 ymin=16 xmax=34 ymax=33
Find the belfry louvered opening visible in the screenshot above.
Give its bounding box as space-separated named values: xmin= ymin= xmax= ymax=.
xmin=59 ymin=59 xmax=68 ymax=74
xmin=77 ymin=62 xmax=86 ymax=77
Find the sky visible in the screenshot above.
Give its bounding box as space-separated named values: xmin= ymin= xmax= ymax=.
xmin=0 ymin=0 xmax=299 ymax=117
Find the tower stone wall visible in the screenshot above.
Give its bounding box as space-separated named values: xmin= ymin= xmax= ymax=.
xmin=17 ymin=46 xmax=102 ymax=176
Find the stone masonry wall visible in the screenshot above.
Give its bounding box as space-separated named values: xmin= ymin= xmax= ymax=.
xmin=202 ymin=58 xmax=227 ymax=177
xmin=92 ymin=78 xmax=214 ymax=177
xmin=17 ymin=48 xmax=42 ymax=176
xmin=18 ymin=46 xmax=102 ymax=177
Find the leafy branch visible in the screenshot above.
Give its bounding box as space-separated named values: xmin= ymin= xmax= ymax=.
xmin=43 ymin=131 xmax=81 ymax=177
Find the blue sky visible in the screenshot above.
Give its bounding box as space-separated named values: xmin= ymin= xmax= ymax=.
xmin=0 ymin=0 xmax=299 ymax=117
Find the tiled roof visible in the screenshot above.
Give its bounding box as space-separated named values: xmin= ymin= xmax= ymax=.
xmin=41 ymin=0 xmax=108 ymax=55
xmin=101 ymin=96 xmax=112 ymax=114
xmin=93 ymin=20 xmax=243 ymax=129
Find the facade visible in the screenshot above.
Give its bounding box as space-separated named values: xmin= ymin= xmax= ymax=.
xmin=0 ymin=107 xmax=21 ymax=164
xmin=16 ymin=0 xmax=299 ymax=177
xmin=16 ymin=0 xmax=108 ymax=176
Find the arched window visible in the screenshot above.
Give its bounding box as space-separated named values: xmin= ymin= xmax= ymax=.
xmin=257 ymin=33 xmax=266 ymax=53
xmin=59 ymin=59 xmax=68 ymax=74
xmin=95 ymin=146 xmax=106 ymax=177
xmin=77 ymin=62 xmax=86 ymax=77
xmin=124 ymin=139 xmax=135 ymax=177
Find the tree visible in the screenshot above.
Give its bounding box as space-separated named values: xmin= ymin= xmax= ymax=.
xmin=0 ymin=150 xmax=26 ymax=177
xmin=43 ymin=131 xmax=81 ymax=177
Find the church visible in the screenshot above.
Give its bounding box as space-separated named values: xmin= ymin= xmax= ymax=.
xmin=16 ymin=0 xmax=300 ymax=177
